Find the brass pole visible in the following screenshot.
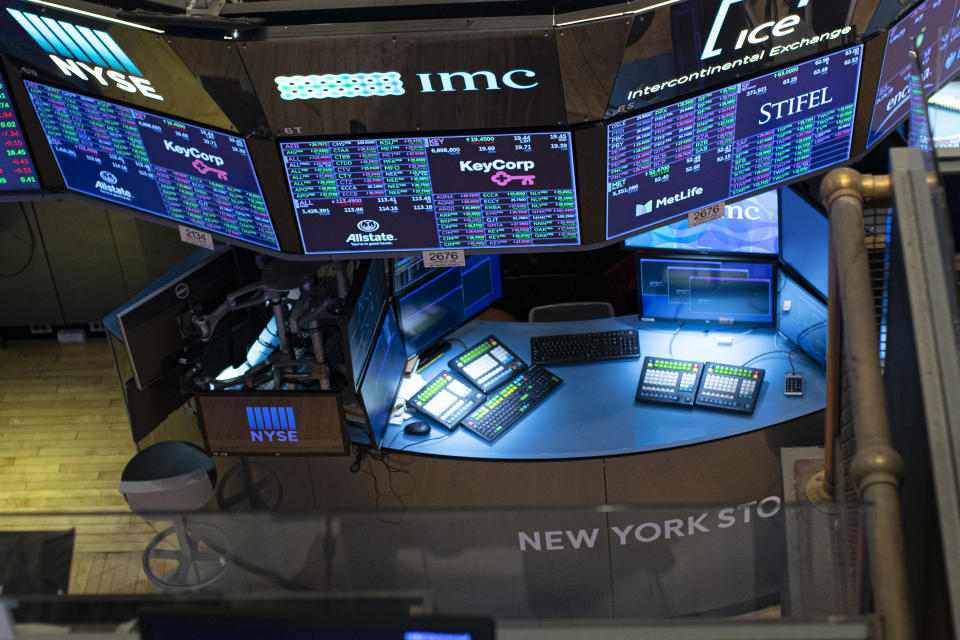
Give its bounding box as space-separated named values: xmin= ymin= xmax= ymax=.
xmin=820 ymin=168 xmax=912 ymax=640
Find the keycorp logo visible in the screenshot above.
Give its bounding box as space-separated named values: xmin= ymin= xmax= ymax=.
xmin=275 ymin=69 xmax=537 ymax=100
xmin=247 ymin=406 xmax=299 ymax=442
xmin=7 ymin=9 xmax=163 ymax=101
xmin=701 ymin=0 xmax=811 ymax=61
xmin=357 ymin=219 xmax=379 ymax=232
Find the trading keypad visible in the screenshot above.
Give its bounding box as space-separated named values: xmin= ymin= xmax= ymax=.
xmin=635 ymin=357 xmax=702 ymax=407
xmin=694 ymin=362 xmax=765 ymax=415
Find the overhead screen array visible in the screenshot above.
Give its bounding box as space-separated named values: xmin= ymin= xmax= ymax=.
xmin=868 ymin=0 xmax=960 ymax=148
xmin=23 ymin=81 xmax=280 ymax=250
xmin=606 ymin=45 xmax=862 ymax=240
xmin=279 ymin=131 xmax=579 ymax=254
xmin=0 ymin=70 xmax=38 ymax=193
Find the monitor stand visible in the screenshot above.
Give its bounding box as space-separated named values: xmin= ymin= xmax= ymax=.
xmin=415 ymin=340 xmax=451 ymax=373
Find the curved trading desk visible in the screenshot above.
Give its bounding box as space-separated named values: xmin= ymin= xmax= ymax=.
xmin=386 ymin=316 xmax=825 ymax=459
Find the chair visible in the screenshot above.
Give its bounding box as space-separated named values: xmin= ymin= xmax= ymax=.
xmin=528 ymin=301 xmax=615 ymax=323
xmin=119 ymin=441 xmax=231 ymax=591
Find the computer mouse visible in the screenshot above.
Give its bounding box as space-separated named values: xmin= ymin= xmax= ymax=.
xmin=404 ymin=421 xmax=431 ymax=436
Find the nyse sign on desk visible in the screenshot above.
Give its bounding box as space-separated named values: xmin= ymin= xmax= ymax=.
xmin=605 ymin=46 xmax=861 ymax=240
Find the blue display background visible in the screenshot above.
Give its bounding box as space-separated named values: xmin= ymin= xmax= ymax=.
xmin=624 ymin=190 xmax=778 ymax=254
xmin=780 ymin=187 xmax=828 ymax=298
xmin=638 ymin=257 xmax=775 ymax=325
xmin=24 ymin=81 xmax=278 ymax=250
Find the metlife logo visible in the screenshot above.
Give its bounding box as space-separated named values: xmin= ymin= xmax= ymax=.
xmin=7 ymin=9 xmax=164 ymax=101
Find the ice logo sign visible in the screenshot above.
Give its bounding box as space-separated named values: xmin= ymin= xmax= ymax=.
xmin=7 ymin=9 xmax=164 ymax=101
xmin=247 ymin=406 xmax=299 ymax=442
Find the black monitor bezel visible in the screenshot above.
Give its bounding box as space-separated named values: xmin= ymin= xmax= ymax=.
xmin=340 ymin=259 xmax=392 ymax=391
xmin=356 ymin=302 xmax=406 ymax=447
xmin=17 ymin=75 xmax=290 ymax=254
xmin=275 ymin=124 xmax=585 ymax=258
xmin=777 ymin=185 xmax=829 ymax=304
xmin=195 ymin=388 xmax=349 ymax=457
xmin=603 ymin=42 xmax=866 ymax=243
xmin=634 ymin=248 xmax=780 ymax=328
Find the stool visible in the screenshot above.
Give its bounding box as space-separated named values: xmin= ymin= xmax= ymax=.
xmin=119 ymin=441 xmax=231 ymax=591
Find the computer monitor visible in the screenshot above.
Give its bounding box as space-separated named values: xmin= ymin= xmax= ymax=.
xmin=0 ymin=67 xmax=40 ymax=195
xmin=624 ymin=190 xmax=778 ymax=254
xmin=866 ymin=0 xmax=960 ymax=149
xmin=279 ymin=130 xmax=580 ymax=254
xmin=116 ymin=248 xmax=260 ymax=390
xmin=358 ymin=305 xmax=407 ymax=446
xmin=606 ymin=44 xmax=863 ymax=240
xmin=636 ymin=252 xmax=777 ymax=326
xmin=344 ymin=260 xmax=390 ymax=387
xmin=397 ymin=255 xmax=502 ymax=357
xmin=140 ymin=609 xmax=494 ymax=640
xmin=779 ymin=187 xmax=828 ymax=299
xmin=22 ymin=81 xmax=280 ymax=251
xmin=195 ymin=390 xmax=348 ymax=456
xmin=393 ymin=256 xmax=434 ymax=294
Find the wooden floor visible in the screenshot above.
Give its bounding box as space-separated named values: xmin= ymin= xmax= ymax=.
xmin=0 ymin=338 xmax=156 ymax=594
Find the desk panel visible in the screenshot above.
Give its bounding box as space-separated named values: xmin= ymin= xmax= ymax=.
xmin=387 ymin=317 xmax=825 ymax=459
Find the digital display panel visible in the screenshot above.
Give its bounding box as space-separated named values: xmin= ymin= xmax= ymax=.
xmin=347 ymin=260 xmax=389 ymax=387
xmin=867 ymin=0 xmax=960 ymax=149
xmin=607 ymin=45 xmax=862 ymax=240
xmin=624 ymin=190 xmax=778 ymax=254
xmin=0 ymin=70 xmax=38 ymax=192
xmin=23 ymin=81 xmax=279 ymax=250
xmin=280 ymin=131 xmax=579 ymax=254
xmin=637 ymin=255 xmax=776 ymax=325
xmin=359 ymin=307 xmax=407 ymax=445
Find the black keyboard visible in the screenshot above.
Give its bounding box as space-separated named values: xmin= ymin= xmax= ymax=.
xmin=530 ymin=329 xmax=640 ymax=365
xmin=460 ymin=366 xmax=562 ymax=442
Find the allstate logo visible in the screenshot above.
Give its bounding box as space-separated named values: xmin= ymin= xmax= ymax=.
xmin=99 ymin=170 xmax=118 ymax=185
xmin=357 ymin=220 xmax=380 ymax=232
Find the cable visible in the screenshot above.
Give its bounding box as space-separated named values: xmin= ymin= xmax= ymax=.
xmin=775 ymin=331 xmax=796 ymax=373
xmin=668 ymin=322 xmax=686 ymax=356
xmin=741 ymin=349 xmax=818 ymax=368
xmin=0 ymin=204 xmax=35 ymax=278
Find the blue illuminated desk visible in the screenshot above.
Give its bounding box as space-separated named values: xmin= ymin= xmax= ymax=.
xmin=385 ymin=316 xmax=825 ymax=460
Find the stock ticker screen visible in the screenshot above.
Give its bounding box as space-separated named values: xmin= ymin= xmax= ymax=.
xmin=280 ymin=131 xmax=580 ymax=254
xmin=867 ymin=0 xmax=960 ymax=148
xmin=0 ymin=71 xmax=38 ymax=192
xmin=606 ymin=45 xmax=862 ymax=240
xmin=23 ymin=81 xmax=280 ymax=250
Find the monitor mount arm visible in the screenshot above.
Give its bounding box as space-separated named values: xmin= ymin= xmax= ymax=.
xmin=188 ymin=282 xmax=273 ymax=342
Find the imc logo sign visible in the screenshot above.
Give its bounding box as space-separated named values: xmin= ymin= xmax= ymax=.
xmin=247 ymin=406 xmax=299 ymax=442
xmin=275 ymin=69 xmax=538 ymax=101
xmin=7 ymin=9 xmax=163 ymax=101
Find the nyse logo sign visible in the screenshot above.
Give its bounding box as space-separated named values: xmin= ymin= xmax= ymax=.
xmin=247 ymin=406 xmax=299 ymax=442
xmin=701 ymin=0 xmax=811 ymax=61
xmin=7 ymin=9 xmax=163 ymax=100
xmin=275 ymin=68 xmax=538 ymax=101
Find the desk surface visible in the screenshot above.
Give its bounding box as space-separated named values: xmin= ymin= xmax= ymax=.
xmin=384 ymin=316 xmax=825 ymax=460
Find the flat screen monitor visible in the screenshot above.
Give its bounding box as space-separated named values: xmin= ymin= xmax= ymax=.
xmin=929 ymin=81 xmax=960 ymax=146
xmin=866 ymin=0 xmax=960 ymax=149
xmin=606 ymin=45 xmax=862 ymax=240
xmin=397 ymin=255 xmax=502 ymax=357
xmin=280 ymin=131 xmax=580 ymax=254
xmin=117 ymin=248 xmax=253 ymax=390
xmin=359 ymin=306 xmax=407 ymax=446
xmin=0 ymin=69 xmax=39 ymax=194
xmin=624 ymin=190 xmax=778 ymax=254
xmin=636 ymin=253 xmax=777 ymax=326
xmin=346 ymin=260 xmax=390 ymax=387
xmin=196 ymin=390 xmax=348 ymax=456
xmin=22 ymin=81 xmax=280 ymax=250
xmin=140 ymin=609 xmax=494 ymax=640
xmin=780 ymin=187 xmax=828 ymax=298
